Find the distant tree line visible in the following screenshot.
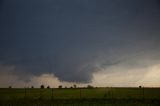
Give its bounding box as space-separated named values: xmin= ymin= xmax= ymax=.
xmin=8 ymin=85 xmax=145 ymax=89
xmin=8 ymin=84 xmax=96 ymax=89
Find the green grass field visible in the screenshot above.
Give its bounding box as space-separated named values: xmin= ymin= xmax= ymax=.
xmin=0 ymin=88 xmax=160 ymax=106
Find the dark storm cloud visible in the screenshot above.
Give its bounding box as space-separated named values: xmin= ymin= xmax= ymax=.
xmin=0 ymin=0 xmax=160 ymax=83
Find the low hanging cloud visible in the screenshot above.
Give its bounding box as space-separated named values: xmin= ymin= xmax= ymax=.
xmin=0 ymin=0 xmax=160 ymax=85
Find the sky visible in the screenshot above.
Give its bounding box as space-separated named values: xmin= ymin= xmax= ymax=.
xmin=0 ymin=0 xmax=160 ymax=88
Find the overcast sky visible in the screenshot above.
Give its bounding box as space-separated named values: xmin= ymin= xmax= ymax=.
xmin=0 ymin=0 xmax=160 ymax=87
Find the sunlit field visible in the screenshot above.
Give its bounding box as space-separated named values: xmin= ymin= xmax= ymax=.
xmin=0 ymin=87 xmax=160 ymax=106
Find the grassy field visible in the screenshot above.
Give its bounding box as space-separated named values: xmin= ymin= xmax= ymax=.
xmin=0 ymin=87 xmax=160 ymax=106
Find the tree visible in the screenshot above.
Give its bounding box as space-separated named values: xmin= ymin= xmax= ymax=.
xmin=73 ymin=84 xmax=77 ymax=88
xmin=58 ymin=85 xmax=62 ymax=88
xmin=87 ymin=85 xmax=94 ymax=89
xmin=139 ymin=86 xmax=142 ymax=88
xmin=70 ymin=86 xmax=73 ymax=88
xmin=9 ymin=86 xmax=12 ymax=88
xmin=40 ymin=85 xmax=45 ymax=89
xmin=47 ymin=86 xmax=50 ymax=89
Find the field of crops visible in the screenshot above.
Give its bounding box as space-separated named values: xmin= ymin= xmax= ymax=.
xmin=0 ymin=87 xmax=160 ymax=106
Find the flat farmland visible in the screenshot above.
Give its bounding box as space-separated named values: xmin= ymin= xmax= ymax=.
xmin=0 ymin=88 xmax=160 ymax=106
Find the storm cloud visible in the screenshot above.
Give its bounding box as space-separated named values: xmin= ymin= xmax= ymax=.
xmin=0 ymin=0 xmax=160 ymax=84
